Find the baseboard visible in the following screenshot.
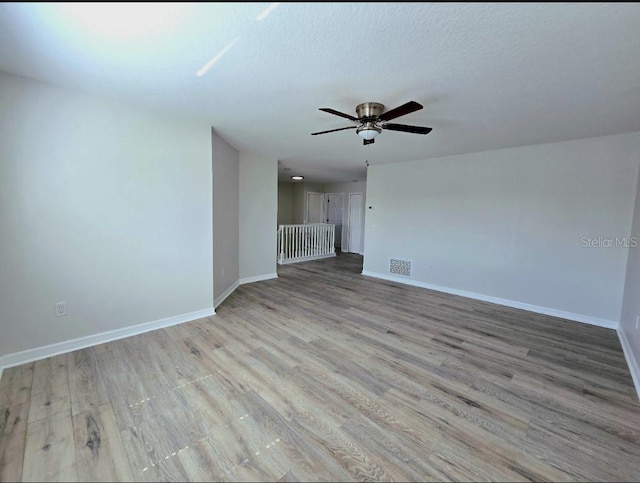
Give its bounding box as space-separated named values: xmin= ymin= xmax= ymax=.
xmin=239 ymin=273 xmax=278 ymax=285
xmin=278 ymin=253 xmax=336 ymax=265
xmin=0 ymin=307 xmax=215 ymax=370
xmin=215 ymin=280 xmax=240 ymax=308
xmin=361 ymin=270 xmax=618 ymax=330
xmin=618 ymin=328 xmax=640 ymax=400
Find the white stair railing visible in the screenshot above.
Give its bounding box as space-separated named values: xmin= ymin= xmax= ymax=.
xmin=277 ymin=223 xmax=336 ymax=265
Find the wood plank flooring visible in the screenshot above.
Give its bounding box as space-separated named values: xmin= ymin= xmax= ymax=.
xmin=1 ymin=252 xmax=639 ymax=482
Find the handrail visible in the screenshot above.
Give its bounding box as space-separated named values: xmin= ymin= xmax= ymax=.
xmin=277 ymin=223 xmax=336 ymax=265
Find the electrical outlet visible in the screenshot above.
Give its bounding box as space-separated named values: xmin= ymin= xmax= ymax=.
xmin=636 ymin=315 xmax=639 ymax=330
xmin=55 ymin=301 xmax=67 ymax=317
xmin=221 ymin=267 xmax=225 ymax=277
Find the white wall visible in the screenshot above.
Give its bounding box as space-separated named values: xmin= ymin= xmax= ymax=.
xmin=324 ymin=181 xmax=367 ymax=252
xmin=212 ymin=131 xmax=239 ymax=307
xmin=620 ymin=162 xmax=640 ymax=394
xmin=239 ymin=153 xmax=278 ymax=282
xmin=0 ymin=72 xmax=213 ymax=358
xmin=277 ymin=181 xmax=294 ymax=226
xmin=364 ymin=132 xmax=640 ymax=325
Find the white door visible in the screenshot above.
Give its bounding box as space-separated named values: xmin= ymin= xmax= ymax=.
xmin=348 ymin=193 xmax=364 ymax=254
xmin=306 ymin=192 xmax=324 ymax=223
xmin=325 ymin=193 xmax=344 ymax=249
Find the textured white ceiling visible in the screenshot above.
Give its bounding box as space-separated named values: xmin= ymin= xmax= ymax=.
xmin=1 ymin=3 xmax=640 ymax=183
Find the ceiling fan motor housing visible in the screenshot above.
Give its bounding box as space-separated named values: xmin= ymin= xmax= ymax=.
xmin=356 ymin=102 xmax=385 ymax=120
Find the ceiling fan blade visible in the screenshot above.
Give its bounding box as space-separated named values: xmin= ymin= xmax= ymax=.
xmin=378 ymin=101 xmax=423 ymax=122
xmin=311 ymin=125 xmax=357 ymax=136
xmin=382 ymin=123 xmax=432 ymax=135
xmin=364 ymin=138 xmax=375 ymax=146
xmin=319 ymin=108 xmax=358 ymax=122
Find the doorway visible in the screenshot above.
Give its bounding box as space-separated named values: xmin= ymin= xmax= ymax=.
xmin=325 ymin=193 xmax=344 ymax=249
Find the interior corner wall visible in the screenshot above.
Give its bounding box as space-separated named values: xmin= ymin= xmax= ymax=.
xmin=212 ymin=130 xmax=240 ymax=306
xmin=277 ymin=181 xmax=294 ymax=226
xmin=239 ymin=153 xmax=278 ymax=282
xmin=619 ymin=153 xmax=640 ymax=394
xmin=364 ymin=132 xmax=640 ymax=325
xmin=291 ymin=182 xmax=305 ymax=224
xmin=0 ymin=71 xmax=213 ymax=358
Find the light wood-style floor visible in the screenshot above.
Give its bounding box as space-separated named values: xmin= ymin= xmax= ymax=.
xmin=1 ymin=253 xmax=639 ymax=482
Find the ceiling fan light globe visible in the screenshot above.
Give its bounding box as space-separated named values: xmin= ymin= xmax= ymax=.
xmin=356 ymin=126 xmax=381 ymax=140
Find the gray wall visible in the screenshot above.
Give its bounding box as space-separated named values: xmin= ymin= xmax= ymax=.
xmin=212 ymin=131 xmax=239 ymax=307
xmin=0 ymin=71 xmax=213 ymax=357
xmin=292 ymin=182 xmax=305 ymax=224
xmin=620 ymin=161 xmax=640 ymax=392
xmin=277 ymin=181 xmax=294 ymax=226
xmin=364 ymin=132 xmax=640 ymax=325
xmin=239 ymin=153 xmax=278 ymax=281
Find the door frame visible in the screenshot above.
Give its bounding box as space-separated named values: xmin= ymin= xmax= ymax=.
xmin=347 ymin=192 xmax=364 ymax=254
xmin=305 ymin=191 xmax=324 ymax=224
xmin=325 ymin=192 xmax=345 ymax=249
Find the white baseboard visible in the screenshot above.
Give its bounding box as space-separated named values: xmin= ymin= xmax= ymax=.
xmin=215 ymin=280 xmax=240 ymax=308
xmin=278 ymin=253 xmax=336 ymax=265
xmin=361 ymin=270 xmax=618 ymax=330
xmin=618 ymin=328 xmax=640 ymax=400
xmin=0 ymin=307 xmax=215 ymax=370
xmin=239 ymin=273 xmax=278 ymax=285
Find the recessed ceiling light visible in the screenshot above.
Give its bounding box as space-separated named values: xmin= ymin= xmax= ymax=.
xmin=291 ymin=176 xmax=304 ymax=181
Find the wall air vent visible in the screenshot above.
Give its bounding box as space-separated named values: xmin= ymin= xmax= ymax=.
xmin=390 ymin=259 xmax=411 ymax=277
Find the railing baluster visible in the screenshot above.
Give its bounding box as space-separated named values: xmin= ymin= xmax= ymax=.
xmin=326 ymin=224 xmax=330 ymax=255
xmin=330 ymin=224 xmax=334 ymax=254
xmin=323 ymin=224 xmax=327 ymax=255
xmin=325 ymin=224 xmax=328 ymax=255
xmin=324 ymin=225 xmax=331 ymax=255
xmin=276 ymin=223 xmax=338 ymax=264
xmin=305 ymin=225 xmax=309 ymax=258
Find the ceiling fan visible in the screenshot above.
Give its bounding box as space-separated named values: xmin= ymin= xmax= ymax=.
xmin=311 ymin=101 xmax=432 ymax=145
